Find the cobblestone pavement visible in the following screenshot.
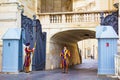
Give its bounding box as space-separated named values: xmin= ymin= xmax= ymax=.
xmin=0 ymin=59 xmax=118 ymax=80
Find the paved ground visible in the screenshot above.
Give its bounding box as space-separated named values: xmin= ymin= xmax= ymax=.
xmin=0 ymin=59 xmax=119 ymax=80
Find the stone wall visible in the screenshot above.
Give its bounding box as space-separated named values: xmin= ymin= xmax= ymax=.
xmin=40 ymin=0 xmax=72 ymax=13
xmin=45 ymin=37 xmax=81 ymax=70
xmin=18 ymin=0 xmax=36 ymax=18
xmin=73 ymin=0 xmax=116 ymax=12
xmin=0 ymin=0 xmax=17 ymax=3
xmin=0 ymin=0 xmax=9 ymax=3
xmin=0 ymin=3 xmax=21 ymax=42
xmin=68 ymin=43 xmax=81 ymax=65
xmin=46 ymin=41 xmax=62 ymax=70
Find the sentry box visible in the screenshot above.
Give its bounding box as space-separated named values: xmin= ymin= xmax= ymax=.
xmin=2 ymin=28 xmax=23 ymax=73
xmin=96 ymin=26 xmax=118 ymax=75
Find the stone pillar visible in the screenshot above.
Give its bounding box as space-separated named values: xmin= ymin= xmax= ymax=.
xmin=0 ymin=2 xmax=23 ymax=41
xmin=62 ymin=14 xmax=65 ymax=23
xmin=45 ymin=35 xmax=52 ymax=70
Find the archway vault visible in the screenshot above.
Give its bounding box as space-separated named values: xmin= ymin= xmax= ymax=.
xmin=51 ymin=29 xmax=95 ymax=43
xmin=46 ymin=29 xmax=96 ymax=70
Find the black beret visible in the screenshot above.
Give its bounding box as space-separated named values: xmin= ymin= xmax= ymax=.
xmin=26 ymin=43 xmax=30 ymax=46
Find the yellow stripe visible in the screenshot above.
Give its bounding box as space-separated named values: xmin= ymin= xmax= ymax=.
xmin=32 ymin=42 xmax=37 ymax=57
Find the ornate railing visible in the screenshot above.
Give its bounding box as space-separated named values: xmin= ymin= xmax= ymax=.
xmin=115 ymin=55 xmax=120 ymax=77
xmin=37 ymin=10 xmax=115 ymax=24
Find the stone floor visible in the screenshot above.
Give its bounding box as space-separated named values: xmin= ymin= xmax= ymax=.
xmin=0 ymin=59 xmax=119 ymax=80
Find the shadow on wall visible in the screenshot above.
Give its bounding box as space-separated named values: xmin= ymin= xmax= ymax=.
xmin=68 ymin=43 xmax=82 ymax=66
xmin=48 ymin=40 xmax=82 ymax=69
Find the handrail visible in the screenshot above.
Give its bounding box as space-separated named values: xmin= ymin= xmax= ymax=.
xmin=37 ymin=10 xmax=116 ymax=24
xmin=37 ymin=10 xmax=116 ymax=15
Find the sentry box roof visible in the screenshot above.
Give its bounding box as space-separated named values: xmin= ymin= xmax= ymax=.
xmin=96 ymin=26 xmax=118 ymax=39
xmin=2 ymin=28 xmax=21 ymax=40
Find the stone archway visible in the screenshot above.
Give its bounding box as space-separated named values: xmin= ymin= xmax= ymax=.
xmin=45 ymin=29 xmax=96 ymax=70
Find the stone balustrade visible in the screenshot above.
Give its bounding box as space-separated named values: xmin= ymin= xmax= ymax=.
xmin=115 ymin=55 xmax=120 ymax=78
xmin=37 ymin=10 xmax=115 ymax=24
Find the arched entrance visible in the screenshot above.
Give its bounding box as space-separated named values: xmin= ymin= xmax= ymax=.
xmin=78 ymin=39 xmax=98 ymax=60
xmin=48 ymin=29 xmax=96 ymax=69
